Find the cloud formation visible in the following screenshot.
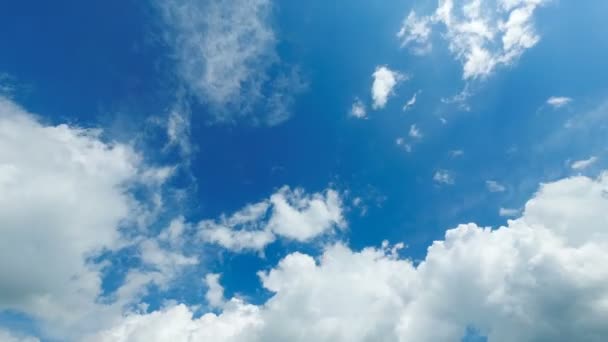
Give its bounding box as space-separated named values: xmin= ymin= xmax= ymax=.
xmin=199 ymin=187 xmax=345 ymax=252
xmin=399 ymin=0 xmax=548 ymax=79
xmin=160 ymin=0 xmax=304 ymax=125
xmin=371 ymin=66 xmax=405 ymax=109
xmin=92 ymin=173 xmax=608 ymax=342
xmin=547 ymin=96 xmax=573 ymax=108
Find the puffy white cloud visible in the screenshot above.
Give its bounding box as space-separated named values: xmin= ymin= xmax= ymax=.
xmin=159 ymin=0 xmax=303 ymax=125
xmin=434 ymin=170 xmax=455 ymax=185
xmin=571 ymin=156 xmax=598 ymax=170
xmin=0 ymin=97 xmax=187 ymax=339
xmin=371 ymin=66 xmax=405 ymax=109
xmin=399 ymin=0 xmax=548 ymax=79
xmin=349 ymin=98 xmax=367 ymax=119
xmin=547 ymin=96 xmax=573 ymax=108
xmin=0 ymin=98 xmax=140 ymax=329
xmin=486 ymin=180 xmax=507 ymax=192
xmin=199 ymin=187 xmax=345 ymax=251
xmin=91 ymin=173 xmax=608 ymax=341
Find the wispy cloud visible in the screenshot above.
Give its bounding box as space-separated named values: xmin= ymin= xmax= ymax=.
xmin=547 ymin=96 xmax=573 ymax=108
xmin=409 ymin=124 xmax=423 ymax=139
xmin=403 ymin=90 xmax=421 ymax=111
xmin=159 ymin=0 xmax=304 ymax=125
xmin=571 ymin=156 xmax=598 ymax=170
xmin=398 ymin=0 xmax=549 ymax=79
xmin=434 ymin=170 xmax=454 ymax=185
xmin=350 ymin=98 xmax=367 ymax=119
xmin=486 ymin=180 xmax=506 ymax=193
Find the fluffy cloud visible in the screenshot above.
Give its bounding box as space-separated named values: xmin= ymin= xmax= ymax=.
xmin=199 ymin=187 xmax=345 ymax=251
xmin=349 ymin=98 xmax=367 ymax=119
xmin=547 ymin=96 xmax=573 ymax=108
xmin=92 ymin=172 xmax=608 ymax=342
xmin=371 ymin=66 xmax=405 ymax=109
xmin=0 ymin=329 xmax=39 ymax=342
xmin=399 ymin=0 xmax=548 ymax=79
xmin=159 ymin=0 xmax=304 ymax=125
xmin=0 ymin=97 xmax=186 ymax=339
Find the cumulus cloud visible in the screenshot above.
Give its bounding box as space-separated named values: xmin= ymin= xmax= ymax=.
xmin=547 ymin=96 xmax=573 ymax=108
xmin=159 ymin=0 xmax=304 ymax=125
xmin=399 ymin=0 xmax=548 ymax=79
xmin=371 ymin=66 xmax=405 ymax=109
xmin=571 ymin=156 xmax=598 ymax=170
xmin=349 ymin=98 xmax=367 ymax=119
xmin=0 ymin=97 xmax=188 ymax=339
xmin=199 ymin=187 xmax=345 ymax=252
xmin=486 ymin=180 xmax=507 ymax=192
xmin=0 ymin=329 xmax=39 ymax=342
xmin=92 ymin=173 xmax=608 ymax=341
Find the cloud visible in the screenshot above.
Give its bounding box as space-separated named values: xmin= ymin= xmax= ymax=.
xmin=547 ymin=96 xmax=573 ymax=108
xmin=349 ymin=98 xmax=367 ymax=119
xmin=408 ymin=124 xmax=423 ymax=139
xmin=486 ymin=180 xmax=507 ymax=192
xmin=449 ymin=149 xmax=464 ymax=158
xmin=399 ymin=0 xmax=548 ymax=79
xmin=0 ymin=329 xmax=39 ymax=342
xmin=199 ymin=187 xmax=345 ymax=252
xmin=396 ymin=137 xmax=412 ymax=153
xmin=402 ymin=91 xmax=420 ymax=111
xmin=92 ymin=172 xmax=608 ymax=341
xmin=571 ymin=156 xmax=598 ymax=170
xmin=204 ymin=274 xmax=225 ymax=309
xmin=159 ymin=0 xmax=304 ymax=125
xmin=397 ymin=11 xmax=433 ymax=55
xmin=371 ymin=66 xmax=405 ymax=109
xmin=434 ymin=170 xmax=454 ymax=185
xmin=0 ymin=97 xmax=190 ymax=339
xmin=498 ymin=207 xmax=520 ymax=217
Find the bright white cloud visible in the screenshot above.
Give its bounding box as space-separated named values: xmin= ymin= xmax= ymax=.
xmin=92 ymin=173 xmax=608 ymax=341
xmin=0 ymin=97 xmax=189 ymax=340
xmin=399 ymin=0 xmax=548 ymax=79
xmin=371 ymin=66 xmax=405 ymax=109
xmin=486 ymin=180 xmax=507 ymax=192
xmin=349 ymin=98 xmax=367 ymax=119
xmin=547 ymin=96 xmax=573 ymax=108
xmin=160 ymin=0 xmax=303 ymax=125
xmin=571 ymin=156 xmax=598 ymax=170
xmin=434 ymin=170 xmax=454 ymax=185
xmin=199 ymin=187 xmax=345 ymax=251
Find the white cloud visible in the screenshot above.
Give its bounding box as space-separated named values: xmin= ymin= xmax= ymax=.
xmin=547 ymin=96 xmax=573 ymax=108
xmin=371 ymin=66 xmax=405 ymax=109
xmin=0 ymin=329 xmax=39 ymax=342
xmin=399 ymin=0 xmax=548 ymax=79
xmin=499 ymin=207 xmax=520 ymax=217
xmin=0 ymin=97 xmax=189 ymax=339
xmin=205 ymin=274 xmax=225 ymax=309
xmin=349 ymin=98 xmax=367 ymax=119
xmin=571 ymin=156 xmax=598 ymax=170
xmin=199 ymin=187 xmax=345 ymax=251
xmin=408 ymin=124 xmax=423 ymax=139
xmin=397 ymin=11 xmax=433 ymax=55
xmin=434 ymin=170 xmax=454 ymax=185
xmin=160 ymin=0 xmax=303 ymax=125
xmin=402 ymin=91 xmax=420 ymax=111
xmin=92 ymin=172 xmax=608 ymax=341
xmin=486 ymin=180 xmax=507 ymax=192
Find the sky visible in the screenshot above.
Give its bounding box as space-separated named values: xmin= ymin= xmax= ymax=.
xmin=1 ymin=0 xmax=608 ymax=341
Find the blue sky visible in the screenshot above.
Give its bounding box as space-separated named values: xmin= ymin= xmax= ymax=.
xmin=1 ymin=1 xmax=608 ymax=341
